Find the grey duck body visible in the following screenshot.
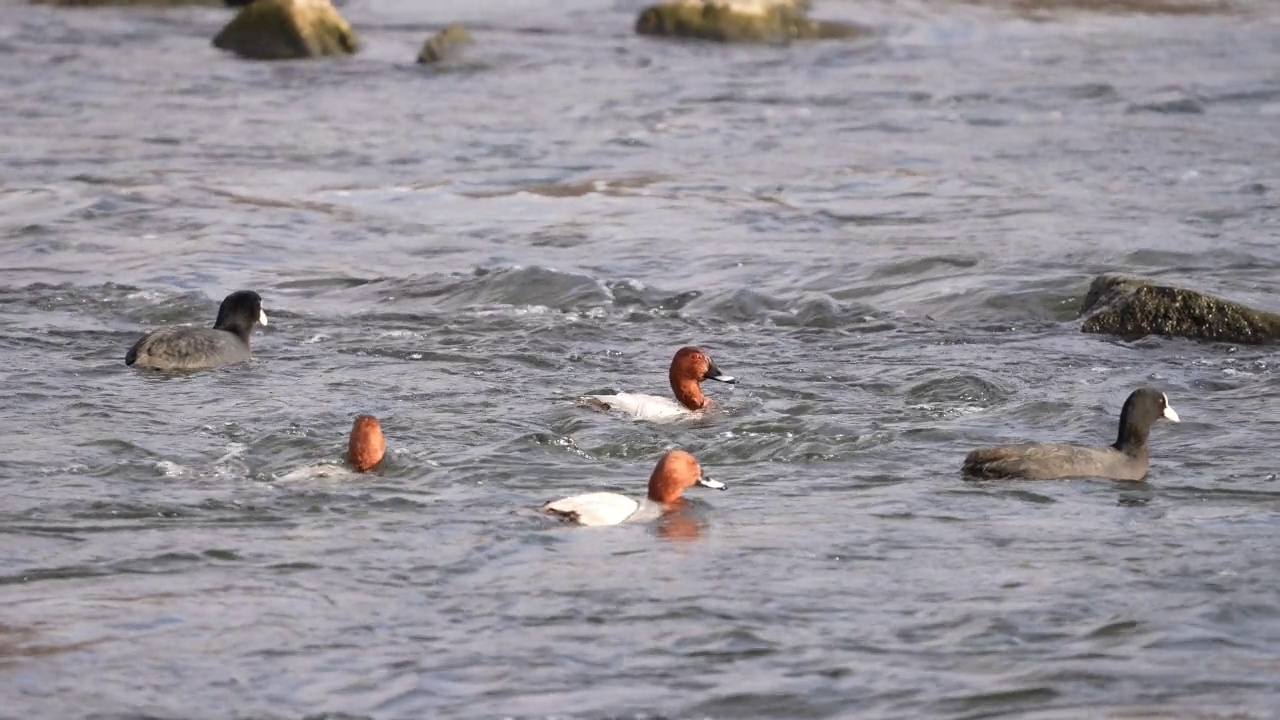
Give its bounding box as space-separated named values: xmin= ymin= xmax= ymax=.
xmin=963 ymin=442 xmax=1150 ymax=482
xmin=962 ymin=388 xmax=1179 ymax=482
xmin=125 ymin=290 xmax=266 ymax=371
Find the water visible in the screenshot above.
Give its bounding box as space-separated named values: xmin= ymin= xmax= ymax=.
xmin=2 ymin=0 xmax=1279 ymax=717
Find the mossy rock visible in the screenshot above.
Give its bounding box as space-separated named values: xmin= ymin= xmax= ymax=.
xmin=417 ymin=24 xmax=472 ymax=64
xmin=635 ymin=1 xmax=868 ymax=43
xmin=1079 ymin=274 xmax=1280 ymax=344
xmin=213 ymin=0 xmax=357 ymax=60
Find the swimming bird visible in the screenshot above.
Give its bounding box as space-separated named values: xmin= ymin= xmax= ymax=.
xmin=962 ymin=387 xmax=1180 ymax=481
xmin=125 ymin=290 xmax=267 ymax=370
xmin=540 ymin=449 xmax=726 ymax=526
xmin=275 ymin=414 xmax=386 ymax=481
xmin=347 ymin=415 xmax=385 ymax=472
xmin=580 ymin=346 xmax=737 ymax=421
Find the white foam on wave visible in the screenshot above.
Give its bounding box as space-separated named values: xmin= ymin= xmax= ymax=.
xmin=276 ymin=463 xmax=357 ymax=482
xmin=155 ymin=460 xmax=187 ymax=477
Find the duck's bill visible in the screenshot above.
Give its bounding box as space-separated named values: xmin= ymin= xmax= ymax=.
xmin=259 ymin=309 xmax=269 ymax=326
xmin=1163 ymin=406 xmax=1181 ymax=423
xmin=706 ymin=360 xmax=737 ymax=384
xmin=698 ymin=476 xmax=727 ymax=490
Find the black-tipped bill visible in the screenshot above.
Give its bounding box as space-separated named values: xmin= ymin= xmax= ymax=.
xmin=698 ymin=476 xmax=727 ymax=490
xmin=705 ymin=359 xmax=737 ymax=384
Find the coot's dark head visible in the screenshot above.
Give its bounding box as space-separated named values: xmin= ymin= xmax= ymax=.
xmin=1115 ymin=387 xmax=1180 ymax=453
xmin=213 ymin=290 xmax=268 ymax=342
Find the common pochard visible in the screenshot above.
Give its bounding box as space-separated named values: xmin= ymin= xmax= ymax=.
xmin=347 ymin=414 xmax=386 ymax=472
xmin=580 ymin=346 xmax=737 ymax=421
xmin=540 ymin=449 xmax=726 ymax=526
xmin=276 ymin=414 xmax=386 ymax=481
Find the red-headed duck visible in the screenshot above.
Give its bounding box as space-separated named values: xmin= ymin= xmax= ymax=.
xmin=276 ymin=414 xmax=385 ymax=481
xmin=540 ymin=449 xmax=726 ymax=527
xmin=580 ymin=346 xmax=737 ymax=422
xmin=347 ymin=415 xmax=386 ymax=472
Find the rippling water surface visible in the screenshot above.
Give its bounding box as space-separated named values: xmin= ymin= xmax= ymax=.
xmin=2 ymin=0 xmax=1279 ymax=717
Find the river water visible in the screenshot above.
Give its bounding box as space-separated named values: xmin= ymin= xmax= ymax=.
xmin=1 ymin=0 xmax=1278 ymax=717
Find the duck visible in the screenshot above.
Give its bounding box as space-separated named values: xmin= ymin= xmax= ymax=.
xmin=540 ymin=449 xmax=726 ymax=526
xmin=125 ymin=290 xmax=267 ymax=370
xmin=580 ymin=346 xmax=737 ymax=421
xmin=276 ymin=414 xmax=386 ymax=481
xmin=347 ymin=414 xmax=386 ymax=472
xmin=962 ymin=387 xmax=1180 ymax=481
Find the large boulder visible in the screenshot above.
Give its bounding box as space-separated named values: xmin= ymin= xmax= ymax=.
xmin=635 ymin=0 xmax=868 ymax=43
xmin=417 ymin=24 xmax=472 ymax=65
xmin=213 ymin=0 xmax=357 ymax=60
xmin=1079 ymin=274 xmax=1280 ymax=344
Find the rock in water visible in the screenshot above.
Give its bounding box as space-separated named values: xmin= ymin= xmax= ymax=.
xmin=417 ymin=25 xmax=472 ymax=65
xmin=213 ymin=0 xmax=358 ymax=60
xmin=1079 ymin=274 xmax=1280 ymax=344
xmin=635 ymin=0 xmax=868 ymax=43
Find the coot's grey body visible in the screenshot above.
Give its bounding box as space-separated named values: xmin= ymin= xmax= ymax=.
xmin=126 ymin=290 xmax=267 ymax=371
xmin=963 ymin=442 xmax=1152 ymax=481
xmin=962 ymin=388 xmax=1180 ymax=481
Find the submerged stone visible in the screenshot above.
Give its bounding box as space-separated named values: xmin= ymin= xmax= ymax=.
xmin=213 ymin=0 xmax=357 ymax=60
xmin=635 ymin=0 xmax=869 ymax=43
xmin=417 ymin=24 xmax=472 ymax=65
xmin=1079 ymin=274 xmax=1280 ymax=344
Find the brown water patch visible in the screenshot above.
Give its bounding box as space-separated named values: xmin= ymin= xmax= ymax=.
xmin=0 ymin=623 xmax=97 ymax=670
xmin=461 ymin=174 xmax=668 ymax=199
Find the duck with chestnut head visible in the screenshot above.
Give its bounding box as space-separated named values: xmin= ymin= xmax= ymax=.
xmin=541 ymin=450 xmax=726 ymax=527
xmin=579 ymin=346 xmax=737 ymax=422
